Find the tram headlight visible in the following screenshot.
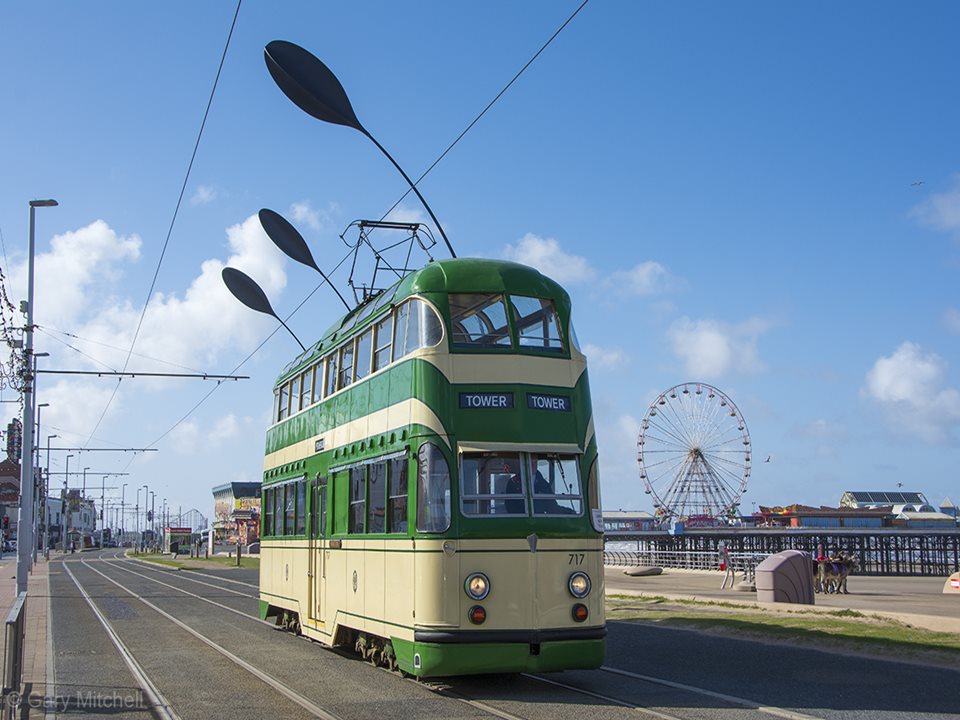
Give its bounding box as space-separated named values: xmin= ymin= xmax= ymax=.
xmin=465 ymin=572 xmax=490 ymax=600
xmin=568 ymin=572 xmax=591 ymax=598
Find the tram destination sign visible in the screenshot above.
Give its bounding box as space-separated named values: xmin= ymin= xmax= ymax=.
xmin=459 ymin=392 xmax=514 ymax=409
xmin=526 ymin=393 xmax=571 ymax=412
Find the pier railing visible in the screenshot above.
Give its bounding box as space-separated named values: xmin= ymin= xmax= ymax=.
xmin=605 ymin=528 xmax=960 ymax=576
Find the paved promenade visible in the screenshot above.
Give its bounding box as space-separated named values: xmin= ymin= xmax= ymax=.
xmin=0 ymin=552 xmax=51 ymax=717
xmin=605 ymin=566 xmax=960 ymax=633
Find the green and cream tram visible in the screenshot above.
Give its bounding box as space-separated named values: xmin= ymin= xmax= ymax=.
xmin=259 ymin=258 xmax=604 ymax=677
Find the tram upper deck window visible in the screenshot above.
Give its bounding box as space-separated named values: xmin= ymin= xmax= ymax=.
xmin=529 ymin=454 xmax=582 ymax=516
xmin=449 ymin=294 xmax=511 ymax=348
xmin=355 ymin=329 xmax=373 ymax=382
xmin=374 ymin=315 xmax=393 ymax=371
xmin=394 ymin=298 xmax=443 ymax=360
xmin=278 ymin=384 xmax=290 ymax=421
xmin=339 ymin=342 xmax=354 ymax=390
xmin=460 ymin=452 xmax=527 ymax=516
xmin=511 ymin=296 xmax=563 ymax=352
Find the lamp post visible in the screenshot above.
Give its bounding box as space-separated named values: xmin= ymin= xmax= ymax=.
xmin=149 ymin=491 xmax=155 ymax=547
xmin=121 ymin=482 xmax=127 ymax=547
xmin=135 ymin=487 xmax=141 ymax=552
xmin=32 ymin=400 xmax=49 ymax=563
xmin=63 ymin=453 xmax=73 ymax=551
xmin=17 ymin=198 xmax=57 ymax=592
xmin=43 ymin=433 xmax=57 ymax=559
xmin=142 ymin=484 xmax=148 ymax=551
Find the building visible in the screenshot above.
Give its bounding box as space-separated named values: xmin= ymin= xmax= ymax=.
xmin=63 ymin=489 xmax=97 ymax=549
xmin=212 ymin=482 xmax=261 ymax=544
xmin=602 ymin=510 xmax=657 ymax=533
xmin=940 ymin=497 xmax=957 ymax=520
xmin=893 ymin=510 xmax=958 ymax=529
xmin=0 ymin=458 xmax=20 ymax=539
xmin=756 ymin=504 xmax=891 ymax=528
xmin=839 ymin=491 xmax=935 ymax=514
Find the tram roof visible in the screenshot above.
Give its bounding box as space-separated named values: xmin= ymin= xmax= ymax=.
xmin=277 ymin=258 xmax=569 ymax=381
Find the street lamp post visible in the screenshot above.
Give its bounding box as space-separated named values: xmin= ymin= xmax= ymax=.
xmin=43 ymin=433 xmax=57 ymax=559
xmin=142 ymin=484 xmax=148 ymax=550
xmin=121 ymin=483 xmax=127 ymax=546
xmin=63 ymin=453 xmax=73 ymax=551
xmin=82 ymin=466 xmax=90 ymax=545
xmin=17 ymin=198 xmax=57 ymax=593
xmin=135 ymin=488 xmax=141 ymax=552
xmin=32 ymin=400 xmax=48 ymax=563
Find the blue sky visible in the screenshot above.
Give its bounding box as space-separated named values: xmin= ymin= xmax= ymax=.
xmin=2 ymin=1 xmax=958 ymax=523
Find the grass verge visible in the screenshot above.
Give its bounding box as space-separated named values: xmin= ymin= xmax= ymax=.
xmin=132 ymin=552 xmax=259 ymax=570
xmin=606 ymin=595 xmax=960 ymax=665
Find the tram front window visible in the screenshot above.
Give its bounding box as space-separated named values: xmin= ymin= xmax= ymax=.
xmin=530 ymin=454 xmax=582 ymax=516
xmin=461 ymin=452 xmax=527 ymax=516
xmin=449 ymin=294 xmax=511 ymax=348
xmin=511 ymin=296 xmax=563 ymax=352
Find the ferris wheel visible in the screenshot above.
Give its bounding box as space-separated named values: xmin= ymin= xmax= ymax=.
xmin=637 ymin=383 xmax=751 ymax=525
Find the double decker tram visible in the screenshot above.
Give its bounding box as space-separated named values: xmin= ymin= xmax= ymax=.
xmin=259 ymin=258 xmax=605 ymax=677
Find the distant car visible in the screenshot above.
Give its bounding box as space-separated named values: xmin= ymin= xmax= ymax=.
xmin=4 ymin=540 xmax=16 ymax=552
xmin=247 ymin=542 xmax=260 ymax=555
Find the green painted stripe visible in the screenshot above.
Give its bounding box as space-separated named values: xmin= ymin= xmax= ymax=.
xmin=260 ymin=590 xmax=299 ymax=603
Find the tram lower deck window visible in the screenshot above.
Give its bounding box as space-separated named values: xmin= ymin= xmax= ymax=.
xmin=460 ymin=452 xmax=527 ymax=516
xmin=460 ymin=452 xmax=585 ymax=518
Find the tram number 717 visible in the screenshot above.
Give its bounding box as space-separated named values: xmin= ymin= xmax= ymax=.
xmin=568 ymin=553 xmax=585 ymax=565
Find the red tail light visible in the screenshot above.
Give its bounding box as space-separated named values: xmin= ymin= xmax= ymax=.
xmin=469 ymin=605 xmax=487 ymax=624
xmin=572 ymin=603 xmax=588 ymax=622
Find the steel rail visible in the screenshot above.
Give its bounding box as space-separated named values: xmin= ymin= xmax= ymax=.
xmin=600 ymin=666 xmax=820 ymax=720
xmin=61 ymin=561 xmax=180 ymax=720
xmin=78 ymin=558 xmax=343 ymax=720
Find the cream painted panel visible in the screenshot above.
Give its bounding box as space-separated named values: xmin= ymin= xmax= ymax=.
xmin=383 ymin=542 xmax=415 ymax=640
xmin=413 ymin=547 xmax=459 ymax=627
xmin=344 ymin=542 xmax=366 ymax=631
xmin=264 ymin=398 xmax=450 ymax=471
xmin=422 ymin=353 xmax=587 ymax=388
xmin=364 ymin=539 xmax=386 ymax=638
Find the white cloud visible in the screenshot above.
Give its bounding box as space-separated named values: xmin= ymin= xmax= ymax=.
xmin=42 ymin=380 xmax=122 ymax=441
xmin=944 ymin=308 xmax=960 ymax=335
xmin=290 ymin=200 xmax=337 ymax=232
xmin=502 ymin=233 xmax=596 ymax=284
xmin=608 ymin=261 xmax=676 ymax=296
xmin=863 ymin=341 xmax=960 ymax=443
xmin=169 ymin=419 xmax=200 ymax=454
xmin=10 ymin=220 xmax=141 ymax=329
xmin=67 ymin=213 xmax=288 ymax=375
xmin=912 ymin=174 xmax=960 ymax=238
xmin=209 ymin=414 xmax=239 ymax=445
xmin=667 ymin=316 xmax=773 ymax=379
xmin=190 ymin=185 xmax=217 ymax=206
xmin=582 ymin=343 xmax=627 ymax=369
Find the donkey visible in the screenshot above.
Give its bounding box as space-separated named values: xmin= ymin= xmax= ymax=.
xmin=818 ymin=551 xmax=859 ymax=594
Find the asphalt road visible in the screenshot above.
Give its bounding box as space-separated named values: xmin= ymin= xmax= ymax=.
xmin=45 ymin=550 xmax=960 ymax=720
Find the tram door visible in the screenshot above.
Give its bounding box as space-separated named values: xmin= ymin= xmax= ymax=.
xmin=308 ymin=476 xmax=326 ymax=624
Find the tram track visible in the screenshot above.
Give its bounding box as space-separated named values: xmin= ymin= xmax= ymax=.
xmin=65 ymin=556 xmax=342 ymax=720
xmin=76 ymin=552 xmax=820 ymax=720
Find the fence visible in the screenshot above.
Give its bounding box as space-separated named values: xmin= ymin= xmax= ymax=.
xmin=1 ymin=592 xmax=26 ymax=719
xmin=605 ymin=529 xmax=960 ymax=576
xmin=604 ymin=549 xmax=771 ymax=582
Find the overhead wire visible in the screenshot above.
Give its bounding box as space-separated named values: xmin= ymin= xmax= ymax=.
xmin=37 ymin=325 xmax=206 ymax=374
xmin=377 ymin=0 xmax=591 ymax=226
xmin=82 ymin=0 xmax=243 ymax=448
xmin=118 ymin=0 xmax=592 ymax=480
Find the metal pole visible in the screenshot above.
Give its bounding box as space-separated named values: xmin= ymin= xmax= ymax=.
xmin=142 ymin=484 xmax=148 ymax=551
xmin=16 ymin=201 xmax=55 ymax=592
xmin=63 ymin=453 xmax=73 ymax=551
xmin=43 ymin=434 xmax=56 ymax=559
xmin=121 ymin=483 xmax=127 ymax=547
xmin=32 ymin=399 xmax=46 ymax=563
xmin=135 ymin=488 xmax=141 ymax=552
xmin=100 ymin=476 xmax=106 ymax=549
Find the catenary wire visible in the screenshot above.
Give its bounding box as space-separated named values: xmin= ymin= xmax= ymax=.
xmin=37 ymin=325 xmax=206 ymax=374
xmin=377 ymin=0 xmax=591 ymax=228
xmin=82 ymin=0 xmax=243 ymax=448
xmin=119 ymin=1 xmax=591 ymax=483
